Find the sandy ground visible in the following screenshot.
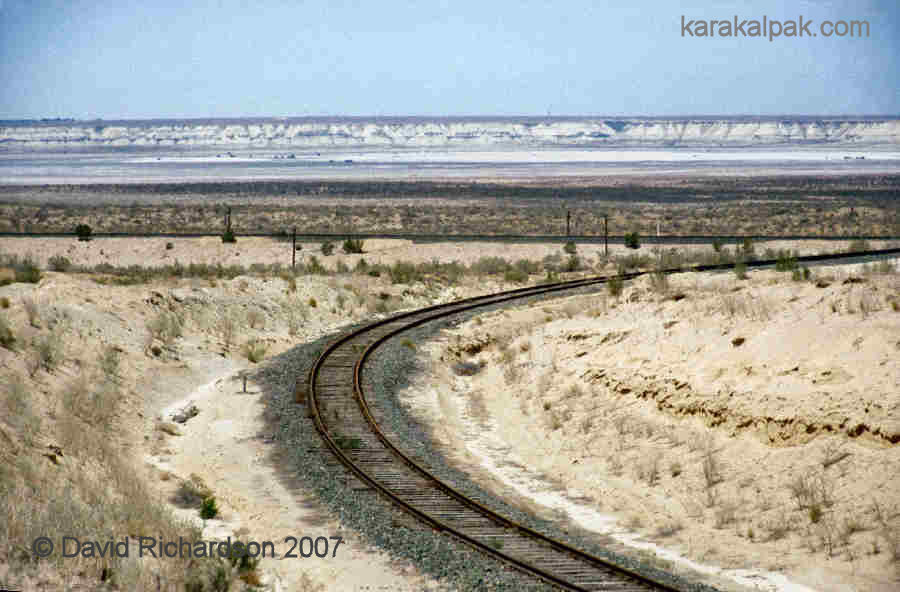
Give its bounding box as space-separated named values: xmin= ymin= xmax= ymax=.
xmin=3 ymin=235 xmax=897 ymax=591
xmin=399 ymin=262 xmax=900 ymax=592
xmin=1 ymin=237 xmax=483 ymax=590
xmin=1 ymin=235 xmax=893 ymax=272
xmin=145 ymin=362 xmax=441 ymax=592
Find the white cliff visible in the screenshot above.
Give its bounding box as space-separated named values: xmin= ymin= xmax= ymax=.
xmin=1 ymin=117 xmax=898 ymax=149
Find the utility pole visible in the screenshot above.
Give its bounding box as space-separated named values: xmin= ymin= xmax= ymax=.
xmin=566 ymin=210 xmax=571 ymax=237
xmin=604 ymin=214 xmax=609 ymax=258
xmin=291 ymin=227 xmax=297 ymax=269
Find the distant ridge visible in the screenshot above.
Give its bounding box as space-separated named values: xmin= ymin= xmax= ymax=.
xmin=2 ymin=115 xmax=899 ymax=148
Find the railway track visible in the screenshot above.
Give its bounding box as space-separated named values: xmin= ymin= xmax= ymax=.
xmin=307 ymin=248 xmax=900 ymax=591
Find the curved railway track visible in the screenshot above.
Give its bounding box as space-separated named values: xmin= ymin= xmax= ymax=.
xmin=307 ymin=248 xmax=900 ymax=591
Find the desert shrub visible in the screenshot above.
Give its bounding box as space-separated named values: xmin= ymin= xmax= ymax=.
xmin=13 ymin=257 xmax=41 ymax=284
xmin=452 ymin=360 xmax=485 ymax=376
xmin=147 ymin=310 xmax=184 ymax=346
xmin=504 ymin=268 xmax=529 ymax=283
xmin=320 ymin=241 xmax=334 ymax=255
xmin=308 ymin=297 xmax=317 ymax=308
xmin=305 ymin=255 xmax=327 ymax=274
xmin=513 ymin=259 xmax=540 ymax=274
xmin=607 ymin=276 xmax=624 ymax=297
xmin=624 ymin=232 xmax=641 ymax=249
xmin=221 ymin=228 xmax=237 ymax=243
xmin=22 ymin=296 xmax=41 ymax=328
xmin=342 ymin=238 xmax=365 ymax=254
xmin=775 ymin=250 xmax=799 ymax=272
xmin=0 ymin=297 xmax=9 ymax=309
xmin=200 ymin=496 xmax=219 ymax=519
xmin=542 ymin=252 xmax=563 ymax=271
xmin=563 ymin=241 xmax=577 ymax=254
xmin=562 ymin=254 xmax=580 ymax=272
xmin=243 ymin=339 xmax=268 ymax=363
xmin=335 ymin=258 xmax=349 ymax=273
xmin=3 ymin=373 xmax=39 ymax=441
xmin=649 ymin=271 xmax=669 ymax=294
xmin=712 ymin=239 xmax=723 ymax=252
xmin=34 ymin=331 xmax=64 ymax=372
xmin=354 ymin=258 xmax=369 ymax=272
xmin=847 ymin=239 xmax=871 ymax=253
xmin=470 ymin=256 xmax=512 ymax=275
xmin=47 ymin=255 xmax=72 ymax=272
xmin=0 ymin=315 xmax=11 ymax=350
xmin=389 ymin=261 xmax=423 ymax=284
xmin=75 ymin=223 xmax=92 ymax=241
xmin=100 ymin=345 xmax=121 ymax=380
xmin=733 ymin=261 xmax=748 ymax=280
xmin=616 ymin=252 xmax=651 ymax=270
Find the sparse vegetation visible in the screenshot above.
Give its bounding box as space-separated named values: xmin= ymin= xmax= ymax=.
xmin=243 ymin=339 xmax=268 ymax=363
xmin=75 ymin=223 xmax=92 ymax=241
xmin=0 ymin=313 xmax=15 ymax=349
xmin=200 ymin=496 xmax=219 ymax=519
xmin=607 ymin=276 xmax=624 ymax=298
xmin=48 ymin=254 xmax=72 ymax=271
xmin=342 ymin=238 xmax=365 ymax=254
xmin=624 ymin=232 xmax=641 ymax=250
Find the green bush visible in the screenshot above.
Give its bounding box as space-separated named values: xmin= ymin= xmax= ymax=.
xmin=624 ymin=232 xmax=641 ymax=250
xmin=48 ymin=255 xmax=72 ymax=272
xmin=200 ymin=496 xmax=219 ymax=519
xmin=563 ymin=241 xmax=577 ymax=254
xmin=75 ymin=224 xmax=92 ymax=241
xmin=221 ymin=228 xmax=237 ymax=243
xmin=734 ymin=261 xmax=748 ymax=280
xmin=775 ymin=250 xmax=799 ymax=272
xmin=321 ymin=241 xmax=334 ymax=256
xmin=342 ymin=238 xmax=365 ymax=254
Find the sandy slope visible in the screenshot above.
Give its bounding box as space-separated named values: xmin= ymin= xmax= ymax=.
xmin=400 ymin=263 xmax=900 ymax=592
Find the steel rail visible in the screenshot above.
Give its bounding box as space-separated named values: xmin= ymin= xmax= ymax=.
xmin=307 ymin=247 xmax=900 ymax=591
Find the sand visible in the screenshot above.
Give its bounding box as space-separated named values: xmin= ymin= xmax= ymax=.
xmin=399 ymin=262 xmax=900 ymax=592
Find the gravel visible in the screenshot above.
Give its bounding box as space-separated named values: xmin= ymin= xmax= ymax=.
xmin=253 ymin=284 xmax=722 ymax=592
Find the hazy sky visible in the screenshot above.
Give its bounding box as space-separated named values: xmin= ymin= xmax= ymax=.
xmin=1 ymin=0 xmax=898 ymax=119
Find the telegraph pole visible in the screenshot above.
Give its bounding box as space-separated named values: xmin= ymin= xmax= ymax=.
xmin=604 ymin=214 xmax=609 ymax=258
xmin=291 ymin=227 xmax=297 ymax=269
xmin=566 ymin=210 xmax=571 ymax=237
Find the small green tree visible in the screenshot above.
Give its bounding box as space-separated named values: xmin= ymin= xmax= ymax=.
xmin=75 ymin=224 xmax=92 ymax=241
xmin=342 ymin=238 xmax=364 ymax=254
xmin=624 ymin=232 xmax=641 ymax=250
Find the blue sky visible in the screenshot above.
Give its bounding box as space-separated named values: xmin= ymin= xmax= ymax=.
xmin=0 ymin=0 xmax=897 ymax=119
